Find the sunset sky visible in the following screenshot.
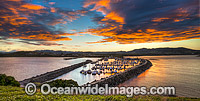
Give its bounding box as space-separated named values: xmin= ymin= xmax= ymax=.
xmin=0 ymin=0 xmax=199 ymax=52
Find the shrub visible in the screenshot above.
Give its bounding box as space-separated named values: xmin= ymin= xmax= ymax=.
xmin=47 ymin=79 xmax=79 ymax=87
xmin=0 ymin=74 xmax=20 ymax=87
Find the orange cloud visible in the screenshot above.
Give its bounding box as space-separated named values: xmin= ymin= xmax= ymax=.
xmin=102 ymin=11 xmax=125 ymax=24
xmin=50 ymin=7 xmax=56 ymax=13
xmin=83 ymin=0 xmax=124 ymax=24
xmin=0 ymin=0 xmax=75 ymax=43
xmin=21 ymin=4 xmax=45 ymax=10
xmin=152 ymin=7 xmax=191 ymax=23
xmin=152 ymin=17 xmax=170 ymax=22
xmin=83 ymin=0 xmax=111 ymax=12
xmin=83 ymin=0 xmax=199 ymax=44
xmin=0 ymin=0 xmax=46 ymax=27
xmin=11 ymin=33 xmax=72 ymax=41
xmin=86 ymin=25 xmax=200 ymax=44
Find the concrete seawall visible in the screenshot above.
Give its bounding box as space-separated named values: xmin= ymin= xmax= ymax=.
xmin=20 ymin=58 xmax=103 ymax=86
xmin=84 ymin=59 xmax=152 ymax=87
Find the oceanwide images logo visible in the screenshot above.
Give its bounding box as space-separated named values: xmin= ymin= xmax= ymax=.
xmin=25 ymin=83 xmax=176 ymax=97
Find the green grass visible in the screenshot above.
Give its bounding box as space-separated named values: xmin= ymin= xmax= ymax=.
xmin=0 ymin=86 xmax=199 ymax=101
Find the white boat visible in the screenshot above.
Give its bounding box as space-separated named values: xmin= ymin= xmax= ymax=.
xmin=92 ymin=71 xmax=98 ymax=75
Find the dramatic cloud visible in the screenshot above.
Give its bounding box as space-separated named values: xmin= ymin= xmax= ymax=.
xmin=83 ymin=0 xmax=200 ymax=44
xmin=1 ymin=0 xmax=199 ymax=48
xmin=0 ymin=0 xmax=87 ymax=46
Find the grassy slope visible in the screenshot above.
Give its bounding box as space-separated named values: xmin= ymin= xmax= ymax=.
xmin=0 ymin=86 xmax=199 ymax=101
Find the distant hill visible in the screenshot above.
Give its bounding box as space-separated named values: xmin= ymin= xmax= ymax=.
xmin=127 ymin=47 xmax=200 ymax=55
xmin=0 ymin=47 xmax=199 ymax=57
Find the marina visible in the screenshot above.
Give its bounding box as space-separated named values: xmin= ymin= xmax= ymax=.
xmin=87 ymin=59 xmax=152 ymax=87
xmin=56 ymin=57 xmax=147 ymax=85
xmin=79 ymin=57 xmax=141 ymax=75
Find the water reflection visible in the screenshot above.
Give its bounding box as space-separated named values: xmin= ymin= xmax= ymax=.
xmin=0 ymin=57 xmax=99 ymax=81
xmin=119 ymin=55 xmax=200 ymax=98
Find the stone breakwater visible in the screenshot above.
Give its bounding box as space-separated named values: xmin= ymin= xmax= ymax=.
xmin=84 ymin=59 xmax=152 ymax=87
xmin=20 ymin=58 xmax=103 ymax=86
xmin=63 ymin=57 xmax=78 ymax=60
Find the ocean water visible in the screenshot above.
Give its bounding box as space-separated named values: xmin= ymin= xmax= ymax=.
xmin=0 ymin=57 xmax=98 ymax=81
xmin=119 ymin=55 xmax=200 ymax=98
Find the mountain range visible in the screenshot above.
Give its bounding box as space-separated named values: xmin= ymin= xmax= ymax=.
xmin=0 ymin=47 xmax=199 ymax=57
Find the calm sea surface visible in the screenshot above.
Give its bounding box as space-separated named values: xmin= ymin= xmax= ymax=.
xmin=0 ymin=57 xmax=99 ymax=81
xmin=0 ymin=55 xmax=199 ymax=97
xmin=119 ymin=55 xmax=200 ymax=98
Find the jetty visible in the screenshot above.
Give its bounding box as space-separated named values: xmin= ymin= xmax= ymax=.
xmin=20 ymin=58 xmax=103 ymax=86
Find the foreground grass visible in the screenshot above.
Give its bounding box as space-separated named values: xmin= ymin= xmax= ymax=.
xmin=0 ymin=86 xmax=199 ymax=101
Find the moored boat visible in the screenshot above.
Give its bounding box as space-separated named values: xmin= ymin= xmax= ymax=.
xmin=87 ymin=70 xmax=92 ymax=74
xmin=80 ymin=70 xmax=85 ymax=73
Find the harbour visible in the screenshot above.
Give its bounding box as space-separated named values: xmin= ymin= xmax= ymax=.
xmin=19 ymin=57 xmax=150 ymax=86
xmin=0 ymin=55 xmax=200 ymax=97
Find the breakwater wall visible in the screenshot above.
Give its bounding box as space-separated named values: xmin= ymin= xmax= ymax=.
xmin=84 ymin=59 xmax=152 ymax=87
xmin=63 ymin=57 xmax=78 ymax=60
xmin=20 ymin=58 xmax=103 ymax=86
